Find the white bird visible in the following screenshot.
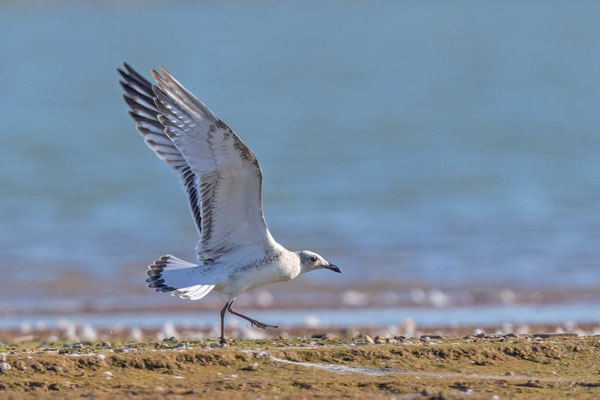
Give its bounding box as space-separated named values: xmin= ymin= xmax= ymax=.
xmin=119 ymin=64 xmax=341 ymax=343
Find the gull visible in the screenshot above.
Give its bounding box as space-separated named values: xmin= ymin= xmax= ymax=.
xmin=118 ymin=63 xmax=341 ymax=343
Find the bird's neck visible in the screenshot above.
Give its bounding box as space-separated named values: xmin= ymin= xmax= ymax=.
xmin=278 ymin=248 xmax=304 ymax=278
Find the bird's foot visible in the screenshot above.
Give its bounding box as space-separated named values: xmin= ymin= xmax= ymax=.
xmin=250 ymin=320 xmax=279 ymax=330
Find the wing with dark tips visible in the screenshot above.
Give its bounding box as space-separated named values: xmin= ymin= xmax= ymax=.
xmin=119 ymin=63 xmax=202 ymax=234
xmin=119 ymin=64 xmax=274 ymax=263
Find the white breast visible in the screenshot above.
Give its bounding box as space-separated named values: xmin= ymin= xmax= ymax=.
xmin=216 ymin=251 xmax=300 ymax=297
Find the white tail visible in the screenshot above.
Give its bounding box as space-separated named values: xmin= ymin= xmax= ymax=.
xmin=146 ymin=255 xmax=215 ymax=300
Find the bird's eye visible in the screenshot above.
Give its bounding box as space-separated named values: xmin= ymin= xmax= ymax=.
xmin=310 ymin=256 xmax=317 ymax=262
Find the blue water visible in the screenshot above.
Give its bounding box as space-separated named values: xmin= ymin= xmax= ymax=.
xmin=1 ymin=303 xmax=599 ymax=330
xmin=1 ymin=1 xmax=600 ymax=308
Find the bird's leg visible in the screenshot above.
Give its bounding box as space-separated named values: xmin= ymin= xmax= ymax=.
xmin=227 ymin=302 xmax=279 ymax=329
xmin=219 ymin=301 xmax=230 ymax=344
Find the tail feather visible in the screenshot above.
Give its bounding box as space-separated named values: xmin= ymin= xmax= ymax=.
xmin=146 ymin=255 xmax=215 ymax=300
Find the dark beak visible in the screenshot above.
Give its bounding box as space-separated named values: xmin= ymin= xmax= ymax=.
xmin=324 ymin=264 xmax=342 ymax=273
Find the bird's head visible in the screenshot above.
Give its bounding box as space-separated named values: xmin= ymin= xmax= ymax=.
xmin=297 ymin=250 xmax=341 ymax=274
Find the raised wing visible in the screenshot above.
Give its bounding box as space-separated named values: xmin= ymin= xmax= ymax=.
xmin=120 ymin=64 xmax=274 ymax=263
xmin=119 ymin=63 xmax=202 ymax=235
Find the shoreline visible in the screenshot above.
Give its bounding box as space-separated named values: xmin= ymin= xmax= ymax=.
xmin=1 ymin=322 xmax=599 ymax=346
xmin=4 ymin=276 xmax=600 ymax=315
xmin=2 ymin=302 xmax=599 ymax=333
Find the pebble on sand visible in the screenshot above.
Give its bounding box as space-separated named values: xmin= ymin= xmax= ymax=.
xmin=1 ymin=362 xmax=12 ymax=373
xmin=242 ymin=362 xmax=259 ymax=371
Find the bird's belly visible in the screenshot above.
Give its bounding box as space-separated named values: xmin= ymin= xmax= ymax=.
xmin=220 ymin=262 xmax=292 ymax=296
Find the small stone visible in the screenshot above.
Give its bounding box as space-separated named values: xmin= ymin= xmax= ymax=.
xmin=101 ymin=342 xmax=111 ymax=347
xmin=48 ymin=383 xmax=60 ymax=391
xmin=72 ymin=343 xmax=83 ymax=349
xmin=0 ymin=354 xmax=6 ymax=362
xmin=505 ymin=371 xmax=515 ymax=376
xmin=364 ymin=335 xmax=375 ymax=344
xmin=421 ymin=336 xmax=431 ymax=343
xmin=50 ymin=365 xmax=63 ymax=373
xmin=374 ymin=336 xmax=383 ymax=344
xmin=242 ymin=362 xmax=259 ymax=371
xmin=0 ymin=362 xmax=11 ymax=373
xmin=97 ymin=354 xmax=106 ymax=360
xmin=103 ymin=371 xmax=113 ymax=376
xmin=29 ymin=381 xmax=46 ymax=389
xmin=63 ymin=381 xmax=76 ymax=389
xmin=525 ymin=380 xmax=544 ymax=388
xmin=209 ymin=343 xmax=220 ymax=348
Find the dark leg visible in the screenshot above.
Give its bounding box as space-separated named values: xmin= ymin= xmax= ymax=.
xmin=227 ymin=301 xmax=279 ymax=329
xmin=219 ymin=301 xmax=230 ymax=344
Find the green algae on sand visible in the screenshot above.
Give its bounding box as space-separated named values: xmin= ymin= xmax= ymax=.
xmin=1 ymin=336 xmax=600 ymax=399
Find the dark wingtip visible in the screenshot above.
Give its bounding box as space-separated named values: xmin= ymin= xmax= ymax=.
xmin=119 ymin=80 xmax=131 ymax=90
xmin=117 ymin=68 xmax=128 ymax=80
xmin=123 ymin=62 xmax=134 ymax=72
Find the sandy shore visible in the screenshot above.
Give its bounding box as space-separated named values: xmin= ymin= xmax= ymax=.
xmin=1 ymin=330 xmax=600 ymax=399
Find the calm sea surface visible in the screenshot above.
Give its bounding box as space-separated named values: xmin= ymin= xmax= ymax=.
xmin=1 ymin=1 xmax=600 ymax=310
